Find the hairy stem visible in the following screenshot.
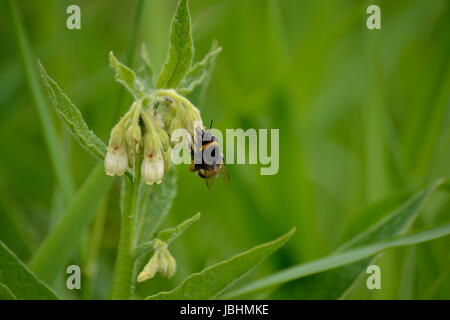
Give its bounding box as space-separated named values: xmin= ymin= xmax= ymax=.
xmin=110 ymin=173 xmax=141 ymax=300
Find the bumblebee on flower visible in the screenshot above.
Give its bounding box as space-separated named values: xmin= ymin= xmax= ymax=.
xmin=104 ymin=89 xmax=204 ymax=186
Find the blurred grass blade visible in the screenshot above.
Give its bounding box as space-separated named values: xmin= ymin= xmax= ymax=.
xmin=136 ymin=169 xmax=177 ymax=245
xmin=80 ymin=197 xmax=108 ymax=300
xmin=9 ymin=0 xmax=74 ymax=202
xmin=226 ymin=179 xmax=449 ymax=299
xmin=29 ymin=164 xmax=114 ymax=284
xmin=224 ymin=223 xmax=450 ymax=298
xmin=146 ymin=228 xmax=295 ymax=300
xmin=157 ymin=212 xmax=200 ymax=245
xmin=0 ymin=241 xmax=58 ymax=300
xmin=156 ymin=0 xmax=193 ymax=89
xmin=0 ymin=283 xmax=17 ymax=300
xmin=109 ymin=51 xmax=145 ymax=99
xmin=39 ymin=62 xmax=107 ymax=160
xmin=0 ymin=182 xmax=38 ymax=260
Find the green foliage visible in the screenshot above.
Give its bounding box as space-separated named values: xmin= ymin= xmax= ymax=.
xmin=39 ymin=62 xmax=107 ymax=160
xmin=224 ymin=223 xmax=450 ymax=298
xmin=2 ymin=0 xmax=450 ymax=301
xmin=9 ymin=0 xmax=74 ymax=202
xmin=136 ymin=169 xmax=178 ymax=245
xmin=147 ymin=228 xmax=295 ymax=300
xmin=0 ymin=241 xmax=57 ymax=300
xmin=156 ymin=0 xmax=193 ymax=89
xmin=0 ymin=283 xmax=16 ymax=300
xmin=109 ymin=51 xmax=145 ymax=98
xmin=157 ymin=212 xmax=201 ymax=245
xmin=179 ymin=44 xmax=222 ymax=95
xmin=138 ymin=43 xmax=155 ymax=89
xmin=29 ymin=164 xmax=113 ymax=284
xmin=225 ymin=179 xmax=449 ymax=298
xmin=134 ymin=212 xmax=201 ymax=259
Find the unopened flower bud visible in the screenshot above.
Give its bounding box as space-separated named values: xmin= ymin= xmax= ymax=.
xmin=105 ymin=124 xmax=128 ymax=176
xmin=137 ymin=240 xmax=176 ymax=282
xmin=125 ymin=123 xmax=142 ymax=164
xmin=163 ymin=148 xmax=172 ymax=172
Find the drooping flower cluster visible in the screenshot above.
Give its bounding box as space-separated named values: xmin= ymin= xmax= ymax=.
xmin=137 ymin=239 xmax=176 ymax=282
xmin=104 ymin=89 xmax=203 ymax=185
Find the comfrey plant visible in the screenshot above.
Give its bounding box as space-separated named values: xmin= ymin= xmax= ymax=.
xmin=5 ymin=0 xmax=450 ymax=301
xmin=36 ymin=0 xmax=295 ymax=300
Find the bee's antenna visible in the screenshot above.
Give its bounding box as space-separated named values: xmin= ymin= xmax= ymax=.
xmin=209 ymin=120 xmax=213 ymax=130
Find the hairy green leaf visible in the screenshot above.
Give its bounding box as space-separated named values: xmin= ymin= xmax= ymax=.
xmin=180 ymin=45 xmax=222 ymax=94
xmin=157 ymin=212 xmax=201 ymax=245
xmin=146 ymin=228 xmax=295 ymax=300
xmin=133 ymin=213 xmax=200 ymax=259
xmin=224 ymin=222 xmax=450 ymax=298
xmin=0 ymin=241 xmax=57 ymax=300
xmin=109 ymin=51 xmax=145 ymax=98
xmin=29 ymin=164 xmax=114 ymax=284
xmin=156 ymin=0 xmax=193 ymax=89
xmin=39 ymin=62 xmax=107 ymax=160
xmin=178 ymin=73 xmax=207 ymax=96
xmin=138 ymin=42 xmax=154 ymax=89
xmin=182 ymin=40 xmax=221 ymax=104
xmin=0 ymin=283 xmax=17 ymax=300
xmin=136 ymin=169 xmax=177 ymax=245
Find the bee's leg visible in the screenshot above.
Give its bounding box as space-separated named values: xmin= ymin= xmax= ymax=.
xmin=189 ymin=162 xmax=197 ymax=172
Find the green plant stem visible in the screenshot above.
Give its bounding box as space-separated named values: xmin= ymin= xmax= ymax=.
xmin=110 ymin=172 xmax=141 ymax=300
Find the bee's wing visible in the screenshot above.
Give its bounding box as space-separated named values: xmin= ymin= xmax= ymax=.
xmin=205 ymin=177 xmax=216 ymax=189
xmin=219 ymin=165 xmax=230 ymax=183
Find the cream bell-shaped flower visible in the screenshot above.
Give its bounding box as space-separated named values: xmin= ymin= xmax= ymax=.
xmin=104 ymin=145 xmax=128 ymax=176
xmin=141 ymin=149 xmax=164 ymax=185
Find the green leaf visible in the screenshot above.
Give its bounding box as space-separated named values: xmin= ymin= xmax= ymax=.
xmin=136 ymin=169 xmax=177 ymax=245
xmin=157 ymin=212 xmax=201 ymax=245
xmin=225 ymin=179 xmax=449 ymax=299
xmin=0 ymin=283 xmax=16 ymax=300
xmin=109 ymin=51 xmax=145 ymax=98
xmin=0 ymin=183 xmax=38 ymax=260
xmin=138 ymin=42 xmax=154 ymax=89
xmin=223 ymin=222 xmax=450 ymax=298
xmin=156 ymin=0 xmax=193 ymax=89
xmin=0 ymin=241 xmax=58 ymax=300
xmin=29 ymin=164 xmax=114 ymax=284
xmin=133 ymin=213 xmax=200 ymax=259
xmin=146 ymin=228 xmax=295 ymax=300
xmin=39 ymin=62 xmax=107 ymax=160
xmin=178 ymin=73 xmax=207 ymax=96
xmin=180 ymin=45 xmax=222 ymax=94
xmin=182 ymin=40 xmax=221 ymax=104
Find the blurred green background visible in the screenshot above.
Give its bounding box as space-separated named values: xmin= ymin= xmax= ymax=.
xmin=1 ymin=0 xmax=450 ymax=299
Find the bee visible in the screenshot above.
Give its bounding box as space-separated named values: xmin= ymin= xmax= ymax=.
xmin=189 ymin=126 xmax=229 ymax=188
